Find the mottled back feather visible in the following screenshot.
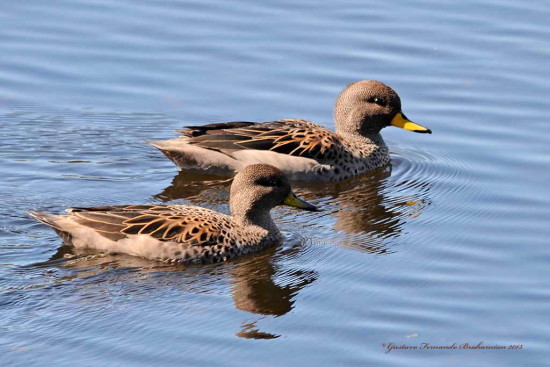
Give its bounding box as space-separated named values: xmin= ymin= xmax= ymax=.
xmin=69 ymin=205 xmax=228 ymax=244
xmin=180 ymin=119 xmax=344 ymax=161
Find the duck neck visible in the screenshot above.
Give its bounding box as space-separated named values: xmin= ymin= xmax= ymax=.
xmin=337 ymin=130 xmax=385 ymax=146
xmin=231 ymin=205 xmax=279 ymax=235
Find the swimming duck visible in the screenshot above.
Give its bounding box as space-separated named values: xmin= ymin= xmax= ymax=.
xmin=28 ymin=164 xmax=317 ymax=264
xmin=149 ymin=80 xmax=431 ymax=182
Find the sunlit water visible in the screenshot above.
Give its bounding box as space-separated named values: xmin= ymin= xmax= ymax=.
xmin=1 ymin=0 xmax=550 ymax=366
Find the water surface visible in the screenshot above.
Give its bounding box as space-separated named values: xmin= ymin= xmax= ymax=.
xmin=1 ymin=0 xmax=550 ymax=366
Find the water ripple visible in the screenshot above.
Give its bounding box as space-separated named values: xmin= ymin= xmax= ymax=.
xmin=2 ymin=0 xmax=550 ymax=365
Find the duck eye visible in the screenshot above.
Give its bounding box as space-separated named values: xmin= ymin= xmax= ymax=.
xmin=368 ymin=97 xmax=386 ymax=106
xmin=256 ymin=177 xmax=281 ymax=187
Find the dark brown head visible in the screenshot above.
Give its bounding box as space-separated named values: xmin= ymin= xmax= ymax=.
xmin=334 ymin=80 xmax=431 ymax=136
xmin=229 ymin=164 xmax=317 ymax=220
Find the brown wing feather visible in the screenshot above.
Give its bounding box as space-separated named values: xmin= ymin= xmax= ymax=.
xmin=183 ymin=119 xmax=342 ymax=160
xmin=69 ymin=205 xmax=226 ymax=245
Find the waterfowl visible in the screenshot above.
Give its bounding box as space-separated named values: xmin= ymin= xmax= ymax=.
xmin=149 ymin=80 xmax=431 ymax=182
xmin=28 ymin=164 xmax=317 ymax=265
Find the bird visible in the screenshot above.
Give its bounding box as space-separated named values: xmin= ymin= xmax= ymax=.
xmin=28 ymin=164 xmax=318 ymax=265
xmin=149 ymin=80 xmax=431 ymax=182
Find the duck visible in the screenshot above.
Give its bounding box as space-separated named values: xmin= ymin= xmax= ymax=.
xmin=149 ymin=80 xmax=431 ymax=182
xmin=28 ymin=164 xmax=318 ymax=265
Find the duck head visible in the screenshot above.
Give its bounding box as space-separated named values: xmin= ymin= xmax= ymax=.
xmin=334 ymin=80 xmax=431 ymax=136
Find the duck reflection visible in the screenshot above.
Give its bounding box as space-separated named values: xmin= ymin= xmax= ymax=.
xmin=44 ymin=234 xmax=316 ymax=339
xmin=229 ymin=245 xmax=317 ymax=339
xmin=293 ymin=163 xmax=431 ymax=253
xmin=154 ymin=171 xmax=232 ymax=204
xmin=228 ymin=246 xmax=316 ymax=316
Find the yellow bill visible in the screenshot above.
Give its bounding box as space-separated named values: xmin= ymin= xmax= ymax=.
xmin=283 ymin=192 xmax=318 ymax=211
xmin=390 ymin=112 xmax=432 ymax=134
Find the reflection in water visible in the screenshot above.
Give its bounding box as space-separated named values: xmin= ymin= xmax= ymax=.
xmin=229 ymin=246 xmax=316 ymax=316
xmin=236 ymin=319 xmax=280 ymax=339
xmin=295 ymin=164 xmax=431 ymax=253
xmin=41 ymin=237 xmax=316 ymax=339
xmin=229 ymin=246 xmax=317 ymax=338
xmin=154 ymin=171 xmax=233 ymax=204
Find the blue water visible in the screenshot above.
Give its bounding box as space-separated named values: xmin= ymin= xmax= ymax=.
xmin=1 ymin=0 xmax=550 ymax=366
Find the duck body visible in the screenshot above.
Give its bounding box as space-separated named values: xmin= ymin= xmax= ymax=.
xmin=29 ymin=165 xmax=317 ymax=264
xmin=149 ymin=81 xmax=431 ymax=182
xmin=29 ymin=205 xmax=277 ymax=265
xmin=150 ymin=119 xmax=390 ymax=182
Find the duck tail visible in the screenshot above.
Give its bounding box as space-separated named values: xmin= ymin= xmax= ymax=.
xmin=148 ymin=138 xmax=241 ymax=175
xmin=28 ymin=211 xmax=61 ymax=230
xmin=28 ymin=211 xmax=73 ymax=243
